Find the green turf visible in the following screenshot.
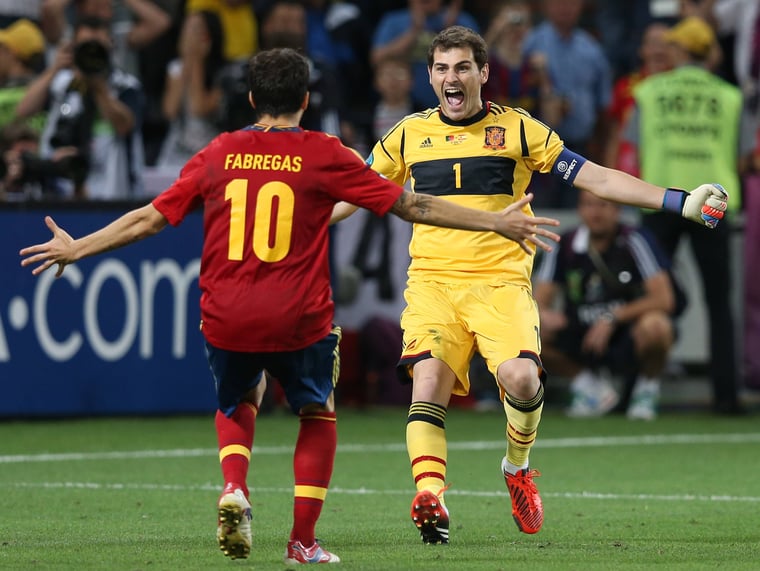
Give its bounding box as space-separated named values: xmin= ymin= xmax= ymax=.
xmin=0 ymin=409 xmax=758 ymax=570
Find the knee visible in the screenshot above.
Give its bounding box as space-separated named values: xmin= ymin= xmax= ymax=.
xmin=632 ymin=311 xmax=674 ymax=350
xmin=497 ymin=358 xmax=540 ymax=397
xmin=299 ymin=392 xmax=336 ymax=415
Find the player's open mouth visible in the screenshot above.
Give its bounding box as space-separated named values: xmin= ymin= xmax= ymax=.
xmin=444 ymin=88 xmax=465 ymax=108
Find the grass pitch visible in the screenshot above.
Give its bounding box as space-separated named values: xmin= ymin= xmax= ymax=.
xmin=0 ymin=408 xmax=758 ymax=570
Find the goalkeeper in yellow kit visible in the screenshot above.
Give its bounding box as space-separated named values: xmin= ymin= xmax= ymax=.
xmin=332 ymin=26 xmax=727 ymax=544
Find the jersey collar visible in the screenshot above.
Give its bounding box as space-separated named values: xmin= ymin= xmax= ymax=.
xmin=437 ymin=101 xmax=490 ymax=126
xmin=244 ymin=123 xmax=303 ymax=132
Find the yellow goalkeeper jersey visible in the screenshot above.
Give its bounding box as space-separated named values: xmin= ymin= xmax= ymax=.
xmin=368 ymin=102 xmax=564 ymax=286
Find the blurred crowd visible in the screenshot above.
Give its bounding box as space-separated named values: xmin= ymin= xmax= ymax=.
xmin=0 ymin=0 xmax=757 ymax=203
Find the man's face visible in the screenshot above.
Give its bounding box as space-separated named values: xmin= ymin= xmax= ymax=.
xmin=428 ymin=46 xmax=487 ymax=121
xmin=577 ymin=192 xmax=620 ymax=238
xmin=262 ymin=4 xmax=307 ymax=49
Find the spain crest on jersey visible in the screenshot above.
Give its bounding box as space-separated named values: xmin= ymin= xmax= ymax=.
xmin=483 ymin=126 xmax=506 ymax=149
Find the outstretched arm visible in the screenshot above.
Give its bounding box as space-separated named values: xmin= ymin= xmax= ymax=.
xmin=19 ymin=204 xmax=168 ymax=277
xmin=389 ymin=191 xmax=561 ymax=254
xmin=573 ymin=160 xmax=728 ymax=228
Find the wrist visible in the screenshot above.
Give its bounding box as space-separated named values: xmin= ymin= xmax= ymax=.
xmin=599 ymin=310 xmax=617 ymax=326
xmin=662 ymin=188 xmax=687 ymax=213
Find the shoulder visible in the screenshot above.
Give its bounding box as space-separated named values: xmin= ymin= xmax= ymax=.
xmin=574 ymin=28 xmax=604 ymax=51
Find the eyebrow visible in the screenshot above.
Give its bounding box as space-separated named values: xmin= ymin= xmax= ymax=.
xmin=433 ymin=60 xmax=473 ymax=68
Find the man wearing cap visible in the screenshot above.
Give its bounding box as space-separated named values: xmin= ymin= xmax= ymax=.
xmin=624 ymin=16 xmax=754 ymax=415
xmin=0 ymin=19 xmax=46 ymax=130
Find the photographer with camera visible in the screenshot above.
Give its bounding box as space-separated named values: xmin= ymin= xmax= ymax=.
xmin=16 ymin=16 xmax=145 ymax=199
xmin=0 ymin=121 xmax=87 ymax=201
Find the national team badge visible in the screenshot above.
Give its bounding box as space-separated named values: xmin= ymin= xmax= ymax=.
xmin=483 ymin=126 xmax=506 ymax=149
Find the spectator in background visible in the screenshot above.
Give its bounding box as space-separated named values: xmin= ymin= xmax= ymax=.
xmin=0 ymin=121 xmax=85 ymax=201
xmin=372 ymin=56 xmax=414 ymax=140
xmin=121 ymin=0 xmax=176 ymax=166
xmin=0 ymin=19 xmax=47 ymax=132
xmin=303 ymin=0 xmax=374 ymax=146
xmin=157 ymin=10 xmax=226 ymax=173
xmin=627 ymin=16 xmax=753 ymax=414
xmin=593 ymin=0 xmax=656 ymax=80
xmin=16 ymin=16 xmax=145 ymax=199
xmin=697 ymin=0 xmax=760 ymax=392
xmin=0 ymin=0 xmax=46 ymax=34
xmin=39 ymin=0 xmax=175 ymax=166
xmin=604 ymin=22 xmax=671 ymax=173
xmin=185 ymin=0 xmax=257 ymax=62
xmin=534 ymin=190 xmax=677 ymax=420
xmin=523 ymin=0 xmax=612 ymax=208
xmin=371 ymin=0 xmax=479 ymax=110
xmin=482 ymin=0 xmax=562 ymax=128
xmin=258 ymin=0 xmax=345 ymax=139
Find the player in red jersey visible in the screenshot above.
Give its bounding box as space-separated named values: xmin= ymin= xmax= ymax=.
xmin=19 ymin=48 xmax=561 ymax=564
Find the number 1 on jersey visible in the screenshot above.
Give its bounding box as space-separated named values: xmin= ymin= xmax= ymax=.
xmin=452 ymin=162 xmax=462 ymax=189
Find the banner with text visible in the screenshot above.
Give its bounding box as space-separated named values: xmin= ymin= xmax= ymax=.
xmin=0 ymin=207 xmax=216 ymax=417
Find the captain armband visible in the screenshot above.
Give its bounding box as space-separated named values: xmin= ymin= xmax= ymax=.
xmin=550 ymin=148 xmax=588 ymax=187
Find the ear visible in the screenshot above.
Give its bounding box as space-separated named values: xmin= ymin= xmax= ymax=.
xmin=248 ymin=92 xmax=255 ymax=109
xmin=480 ymin=63 xmax=489 ymax=85
xmin=301 ymin=92 xmax=310 ymax=110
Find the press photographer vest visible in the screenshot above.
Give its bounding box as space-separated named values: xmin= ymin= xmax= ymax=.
xmin=634 ymin=65 xmax=742 ymax=211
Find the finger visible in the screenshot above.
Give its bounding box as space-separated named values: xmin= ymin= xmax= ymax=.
xmin=710 ymin=183 xmax=728 ymax=197
xmin=55 ymin=263 xmax=65 ymax=278
xmin=534 ymin=228 xmax=561 ymax=242
xmin=21 ymin=251 xmax=53 ymax=266
xmin=45 ymin=216 xmax=60 ymax=234
xmin=701 ymin=205 xmax=724 ymax=220
xmin=508 ymin=194 xmax=533 ymax=211
xmin=32 ymin=259 xmax=55 ymax=276
xmin=529 ymin=236 xmax=554 ymax=252
xmin=531 ymin=216 xmax=561 ymax=227
xmin=705 ymin=196 xmax=727 ymax=211
xmin=19 ymin=244 xmax=46 ymax=257
xmin=701 ymin=214 xmax=720 ymax=228
xmin=517 ymin=239 xmax=533 ymax=255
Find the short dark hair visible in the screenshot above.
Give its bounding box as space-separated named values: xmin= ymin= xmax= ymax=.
xmin=247 ymin=48 xmax=309 ymax=117
xmin=427 ymin=26 xmax=488 ymax=70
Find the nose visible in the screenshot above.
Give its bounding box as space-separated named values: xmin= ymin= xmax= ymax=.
xmin=444 ymin=69 xmax=458 ymax=84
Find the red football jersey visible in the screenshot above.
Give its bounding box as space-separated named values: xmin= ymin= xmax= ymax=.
xmin=152 ymin=126 xmax=403 ymax=352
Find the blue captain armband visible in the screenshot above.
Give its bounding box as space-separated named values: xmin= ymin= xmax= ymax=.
xmin=550 ymin=148 xmax=587 ymax=186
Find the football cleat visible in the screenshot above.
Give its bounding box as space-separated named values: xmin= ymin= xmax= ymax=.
xmin=284 ymin=539 xmax=341 ymax=564
xmin=502 ymin=458 xmax=543 ymax=534
xmin=217 ymin=484 xmax=252 ymax=559
xmin=410 ymin=489 xmax=450 ymax=544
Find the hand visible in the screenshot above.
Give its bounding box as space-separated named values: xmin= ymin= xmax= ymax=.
xmin=19 ymin=216 xmax=76 ymax=277
xmin=52 ymin=42 xmax=74 ymax=72
xmin=581 ymin=318 xmax=615 ymax=356
xmin=443 ymin=0 xmax=463 ymax=28
xmin=681 ymin=183 xmax=728 ymax=228
xmin=496 ymin=194 xmax=560 ymax=254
